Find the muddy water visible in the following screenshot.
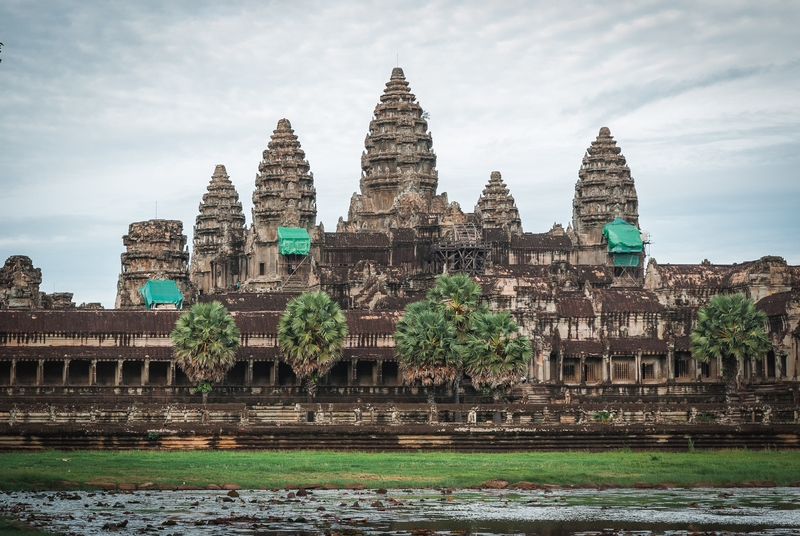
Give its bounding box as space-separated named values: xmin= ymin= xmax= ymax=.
xmin=2 ymin=487 xmax=800 ymax=535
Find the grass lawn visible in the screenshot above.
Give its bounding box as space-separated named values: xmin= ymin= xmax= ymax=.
xmin=0 ymin=449 xmax=798 ymax=490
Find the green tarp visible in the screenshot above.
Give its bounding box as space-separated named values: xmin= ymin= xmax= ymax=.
xmin=613 ymin=253 xmax=640 ymax=267
xmin=139 ymin=279 xmax=183 ymax=310
xmin=277 ymin=227 xmax=311 ymax=256
xmin=602 ymin=217 xmax=643 ymax=253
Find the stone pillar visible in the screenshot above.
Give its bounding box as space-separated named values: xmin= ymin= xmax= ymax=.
xmin=36 ymin=360 xmax=44 ymax=386
xmin=143 ymin=359 xmax=150 ymax=386
xmin=609 ymin=356 xmax=614 ymax=384
xmin=9 ymin=359 xmax=16 ymax=386
xmin=349 ymin=360 xmax=357 ymax=386
xmin=167 ymin=362 xmax=174 ymax=386
xmin=602 ymin=352 xmax=610 ymax=383
xmin=116 ymin=360 xmax=123 ymax=386
xmin=62 ymin=359 xmax=70 ymax=386
xmin=270 ymin=360 xmax=278 ymax=386
xmin=557 ymin=350 xmax=564 ymax=384
xmin=90 ymin=359 xmax=97 ymax=386
xmin=716 ymin=355 xmax=723 ymax=381
xmin=667 ymin=345 xmax=675 ymax=382
xmin=579 ymin=353 xmax=586 ymax=385
xmin=691 ymin=356 xmax=698 ymax=382
xmin=375 ymin=360 xmax=383 ymax=385
xmin=635 ymin=350 xmax=642 ymax=384
xmin=247 ymin=360 xmax=254 ymax=386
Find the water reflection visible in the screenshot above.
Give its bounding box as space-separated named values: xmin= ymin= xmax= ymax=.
xmin=2 ymin=486 xmax=799 ymax=535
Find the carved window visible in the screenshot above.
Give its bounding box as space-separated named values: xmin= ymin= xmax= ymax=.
xmin=676 ymin=358 xmax=691 ymax=378
xmin=563 ymin=364 xmax=576 ymax=382
xmin=613 ymin=362 xmax=630 ymax=380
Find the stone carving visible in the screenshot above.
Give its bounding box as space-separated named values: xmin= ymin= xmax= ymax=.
xmin=191 ymin=164 xmax=246 ymax=295
xmin=0 ymin=256 xmax=42 ymax=309
xmin=340 ymin=67 xmax=452 ymax=232
xmin=572 ymin=127 xmax=639 ymax=246
xmin=114 ymin=220 xmax=194 ymax=309
xmin=474 ymin=171 xmax=523 ymax=235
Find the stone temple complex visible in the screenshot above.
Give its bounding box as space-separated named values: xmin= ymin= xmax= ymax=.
xmin=1 ymin=67 xmax=799 ymax=450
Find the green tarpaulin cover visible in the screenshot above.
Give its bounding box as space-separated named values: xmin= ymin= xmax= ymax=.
xmin=139 ymin=280 xmax=183 ymax=310
xmin=613 ymin=253 xmax=640 ymax=267
xmin=277 ymin=227 xmax=311 ymax=255
xmin=602 ymin=217 xmax=643 ymax=253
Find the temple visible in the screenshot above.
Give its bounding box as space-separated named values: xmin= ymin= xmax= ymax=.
xmin=1 ymin=68 xmax=799 ymax=442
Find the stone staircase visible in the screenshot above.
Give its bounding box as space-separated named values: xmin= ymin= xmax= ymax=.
xmin=513 ymin=382 xmax=551 ymax=404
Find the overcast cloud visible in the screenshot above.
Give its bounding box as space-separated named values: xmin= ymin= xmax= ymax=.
xmin=1 ymin=1 xmax=799 ymax=307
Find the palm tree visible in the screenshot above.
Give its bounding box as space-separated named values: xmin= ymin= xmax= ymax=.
xmin=278 ymin=291 xmax=348 ymax=400
xmin=690 ymin=293 xmax=771 ymax=402
xmin=394 ymin=300 xmax=461 ymax=394
xmin=426 ymin=273 xmax=486 ymax=403
xmin=171 ymin=301 xmax=241 ymax=404
xmin=464 ymin=311 xmax=532 ymax=400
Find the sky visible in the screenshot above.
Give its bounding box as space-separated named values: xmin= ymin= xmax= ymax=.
xmin=1 ymin=1 xmax=799 ymax=308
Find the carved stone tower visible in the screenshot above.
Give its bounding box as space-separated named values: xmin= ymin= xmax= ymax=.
xmin=115 ymin=220 xmax=194 ymax=309
xmin=474 ymin=171 xmax=523 ymax=235
xmin=571 ymin=127 xmax=639 ymax=248
xmin=247 ymin=118 xmax=317 ymax=287
xmin=0 ymin=256 xmax=42 ymax=309
xmin=340 ymin=67 xmax=446 ymax=232
xmin=190 ymin=164 xmax=246 ymax=295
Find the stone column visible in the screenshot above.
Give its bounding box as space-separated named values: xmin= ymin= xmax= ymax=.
xmin=375 ymin=360 xmax=383 ymax=385
xmin=270 ymin=360 xmax=278 ymax=386
xmin=667 ymin=344 xmax=675 ymax=382
xmin=143 ymin=359 xmax=150 ymax=386
xmin=609 ymin=355 xmax=614 ymax=384
xmin=167 ymin=362 xmax=174 ymax=386
xmin=36 ymin=360 xmax=44 ymax=386
xmin=9 ymin=359 xmax=16 ymax=386
xmin=349 ymin=360 xmax=357 ymax=386
xmin=247 ymin=360 xmax=254 ymax=386
xmin=580 ymin=353 xmax=586 ymax=385
xmin=776 ymin=353 xmax=783 ymax=380
xmin=62 ymin=359 xmax=70 ymax=386
xmin=557 ymin=350 xmax=564 ymax=384
xmin=90 ymin=359 xmax=97 ymax=386
xmin=116 ymin=360 xmax=123 ymax=386
xmin=716 ymin=355 xmax=723 ymax=381
xmin=635 ymin=350 xmax=642 ymax=384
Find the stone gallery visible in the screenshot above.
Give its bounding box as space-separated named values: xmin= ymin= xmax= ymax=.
xmin=1 ymin=69 xmax=798 ymax=447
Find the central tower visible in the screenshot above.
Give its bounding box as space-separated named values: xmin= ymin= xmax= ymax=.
xmin=339 ymin=67 xmax=445 ymax=232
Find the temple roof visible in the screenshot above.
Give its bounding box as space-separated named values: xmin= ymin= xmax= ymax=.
xmin=475 ymin=171 xmax=523 ymax=234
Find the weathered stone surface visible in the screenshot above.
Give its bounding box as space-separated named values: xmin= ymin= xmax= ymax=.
xmin=191 ymin=164 xmax=246 ymax=295
xmin=0 ymin=256 xmax=42 ymax=309
xmin=475 ymin=171 xmax=522 ymax=235
xmin=115 ymin=220 xmax=194 ymax=309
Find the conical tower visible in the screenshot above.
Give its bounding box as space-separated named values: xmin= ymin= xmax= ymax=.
xmin=341 ymin=67 xmax=442 ymax=232
xmin=252 ymin=118 xmax=317 ymax=237
xmin=474 ymin=171 xmax=523 ymax=235
xmin=190 ymin=164 xmax=246 ymax=294
xmin=571 ymin=127 xmax=639 ymax=246
xmin=247 ymin=119 xmax=317 ymax=288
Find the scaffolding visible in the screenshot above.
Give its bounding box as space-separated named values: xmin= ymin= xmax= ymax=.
xmin=431 ymin=223 xmax=489 ymax=275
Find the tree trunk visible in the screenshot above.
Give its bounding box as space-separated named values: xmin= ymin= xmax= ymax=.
xmin=721 ymin=355 xmax=738 ymax=404
xmin=453 ymin=375 xmax=461 ymax=405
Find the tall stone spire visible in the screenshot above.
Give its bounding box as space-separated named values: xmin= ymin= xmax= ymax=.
xmin=474 ymin=171 xmax=523 ymax=234
xmin=252 ymin=118 xmax=317 ymax=239
xmin=340 ymin=67 xmax=442 ymax=232
xmin=571 ymin=127 xmax=639 ymax=246
xmin=190 ymin=164 xmax=246 ymax=294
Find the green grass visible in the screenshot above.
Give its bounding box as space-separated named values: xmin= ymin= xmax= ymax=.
xmin=0 ymin=449 xmax=798 ymax=490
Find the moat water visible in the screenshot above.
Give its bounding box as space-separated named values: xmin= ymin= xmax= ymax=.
xmin=2 ymin=487 xmax=800 ymax=535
